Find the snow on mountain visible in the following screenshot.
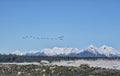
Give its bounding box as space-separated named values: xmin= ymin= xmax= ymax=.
xmin=84 ymin=45 xmax=99 ymax=54
xmin=25 ymin=50 xmax=40 ymax=56
xmin=98 ymin=45 xmax=120 ymax=57
xmin=83 ymin=45 xmax=120 ymax=57
xmin=76 ymin=45 xmax=102 ymax=57
xmin=11 ymin=50 xmax=24 ymax=56
xmin=40 ymin=47 xmax=80 ymax=56
xmin=11 ymin=45 xmax=120 ymax=57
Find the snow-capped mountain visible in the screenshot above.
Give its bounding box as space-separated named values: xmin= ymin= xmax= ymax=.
xmin=25 ymin=47 xmax=80 ymax=56
xmin=98 ymin=45 xmax=120 ymax=57
xmin=11 ymin=50 xmax=24 ymax=56
xmin=40 ymin=47 xmax=80 ymax=56
xmin=11 ymin=45 xmax=120 ymax=57
xmin=83 ymin=45 xmax=100 ymax=55
xmin=75 ymin=45 xmax=105 ymax=57
xmin=25 ymin=50 xmax=40 ymax=56
xmin=78 ymin=45 xmax=120 ymax=57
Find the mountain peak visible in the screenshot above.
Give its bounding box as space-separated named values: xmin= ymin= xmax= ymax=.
xmin=98 ymin=45 xmax=120 ymax=57
xmin=40 ymin=47 xmax=80 ymax=56
xmin=11 ymin=50 xmax=23 ymax=55
xmin=100 ymin=45 xmax=116 ymax=51
xmin=101 ymin=45 xmax=111 ymax=49
xmin=85 ymin=45 xmax=99 ymax=54
xmin=88 ymin=45 xmax=96 ymax=49
xmin=11 ymin=45 xmax=120 ymax=57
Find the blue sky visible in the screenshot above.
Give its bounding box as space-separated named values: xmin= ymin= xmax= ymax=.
xmin=0 ymin=0 xmax=120 ymax=53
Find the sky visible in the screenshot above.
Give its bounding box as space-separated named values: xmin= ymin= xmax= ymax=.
xmin=0 ymin=0 xmax=120 ymax=54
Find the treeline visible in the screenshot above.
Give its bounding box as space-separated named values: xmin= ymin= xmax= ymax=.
xmin=0 ymin=54 xmax=120 ymax=62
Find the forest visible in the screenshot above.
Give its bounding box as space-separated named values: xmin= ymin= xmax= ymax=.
xmin=0 ymin=54 xmax=120 ymax=62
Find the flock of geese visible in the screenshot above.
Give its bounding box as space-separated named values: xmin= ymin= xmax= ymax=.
xmin=22 ymin=35 xmax=64 ymax=40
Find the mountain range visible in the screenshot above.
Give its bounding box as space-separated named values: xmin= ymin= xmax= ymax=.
xmin=12 ymin=45 xmax=120 ymax=57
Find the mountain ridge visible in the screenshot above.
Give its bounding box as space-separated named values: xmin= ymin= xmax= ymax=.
xmin=11 ymin=45 xmax=120 ymax=57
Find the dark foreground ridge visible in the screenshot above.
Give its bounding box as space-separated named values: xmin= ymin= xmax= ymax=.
xmin=0 ymin=64 xmax=120 ymax=76
xmin=0 ymin=54 xmax=120 ymax=76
